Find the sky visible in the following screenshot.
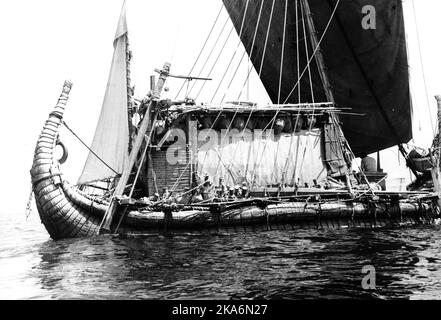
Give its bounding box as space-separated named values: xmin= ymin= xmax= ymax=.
xmin=0 ymin=0 xmax=440 ymax=214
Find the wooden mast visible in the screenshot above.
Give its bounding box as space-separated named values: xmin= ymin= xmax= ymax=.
xmin=301 ymin=0 xmax=334 ymax=103
xmin=301 ymin=0 xmax=352 ymax=189
xmin=99 ymin=62 xmax=171 ymax=233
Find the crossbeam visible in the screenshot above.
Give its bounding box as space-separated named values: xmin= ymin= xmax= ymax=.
xmin=154 ymin=69 xmax=212 ymax=81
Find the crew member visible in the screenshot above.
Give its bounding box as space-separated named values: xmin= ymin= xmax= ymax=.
xmin=178 ymin=187 xmax=191 ymax=205
xmin=240 ymin=182 xmax=249 ymax=198
xmin=234 ymin=185 xmax=242 ymax=198
xmin=360 ymin=152 xmax=377 ymax=173
xmin=201 ymin=178 xmax=213 ymax=201
xmin=217 ymin=177 xmax=227 ymax=198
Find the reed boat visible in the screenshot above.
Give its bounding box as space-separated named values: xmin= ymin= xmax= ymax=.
xmin=30 ymin=0 xmax=441 ymax=239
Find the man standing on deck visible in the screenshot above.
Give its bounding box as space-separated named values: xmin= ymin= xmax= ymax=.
xmin=360 ymin=153 xmax=377 ymax=173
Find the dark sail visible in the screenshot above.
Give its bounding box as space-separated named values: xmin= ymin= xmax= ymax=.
xmin=223 ymin=0 xmax=412 ymax=155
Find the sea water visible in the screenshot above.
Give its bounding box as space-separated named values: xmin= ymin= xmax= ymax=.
xmin=1 ymin=209 xmax=441 ymax=300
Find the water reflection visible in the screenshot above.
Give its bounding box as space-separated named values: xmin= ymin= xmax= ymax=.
xmin=28 ymin=225 xmax=441 ymax=299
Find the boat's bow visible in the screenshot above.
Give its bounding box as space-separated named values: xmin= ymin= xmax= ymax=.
xmin=30 ymin=81 xmax=108 ymax=239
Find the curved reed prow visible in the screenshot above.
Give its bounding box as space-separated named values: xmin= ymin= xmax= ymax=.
xmin=50 ymin=80 xmax=73 ymax=124
xmin=29 ymin=81 xmax=78 ymax=238
xmin=30 ymin=80 xmax=73 ymax=185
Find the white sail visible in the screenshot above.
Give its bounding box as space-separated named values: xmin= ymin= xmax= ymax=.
xmin=78 ymin=1 xmax=130 ymax=185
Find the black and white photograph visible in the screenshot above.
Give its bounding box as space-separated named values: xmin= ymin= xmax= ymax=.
xmin=1 ymin=0 xmax=441 ymax=305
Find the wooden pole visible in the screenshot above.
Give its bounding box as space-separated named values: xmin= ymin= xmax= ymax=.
xmin=431 ymin=95 xmax=441 ymax=208
xmin=150 ymin=75 xmax=156 ymax=92
xmin=186 ymin=115 xmax=197 ymax=187
xmin=302 ymin=0 xmax=358 ymax=195
xmin=99 ymin=62 xmax=171 ymax=233
xmin=153 ymin=65 xmax=169 ymax=98
xmin=376 ymin=151 xmax=382 ymax=172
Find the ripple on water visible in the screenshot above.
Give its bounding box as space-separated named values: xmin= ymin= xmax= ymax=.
xmin=1 ymin=212 xmax=441 ymax=299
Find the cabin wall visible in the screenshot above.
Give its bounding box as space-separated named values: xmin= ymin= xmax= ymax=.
xmin=146 ymin=148 xmax=191 ymax=196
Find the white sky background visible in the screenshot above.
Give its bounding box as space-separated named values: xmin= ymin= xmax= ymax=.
xmin=0 ymin=0 xmax=439 ymax=214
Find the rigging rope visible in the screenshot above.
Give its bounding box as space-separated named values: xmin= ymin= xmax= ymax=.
xmin=302 ymin=3 xmax=316 ymax=105
xmin=329 ymin=114 xmax=375 ymax=195
xmin=217 ymin=0 xmax=324 ymax=189
xmin=320 ymin=0 xmax=414 ymax=178
xmin=271 ymin=0 xmax=289 ymax=182
xmin=175 ymin=3 xmax=225 ymax=99
xmin=277 ymin=0 xmax=288 ymax=104
xmin=203 ymin=0 xmax=271 ymax=184
xmin=151 ymin=178 xmax=208 ymax=207
xmin=198 ymin=0 xmax=256 ymax=175
xmin=187 ymin=15 xmax=231 ymax=98
xmin=25 ymin=182 xmax=34 ymax=220
xmin=235 ymin=0 xmax=274 ymax=138
xmin=219 ymin=0 xmax=266 ymax=173
xmin=206 ymin=0 xmax=270 ymax=182
xmin=235 ymin=0 xmax=265 ymax=101
xmin=295 ymin=0 xmax=318 ymax=178
xmin=128 ymin=115 xmax=157 ymax=198
xmin=62 ymin=120 xmax=119 ymax=176
xmin=408 ymin=76 xmax=421 ymax=133
xmin=148 ymin=153 xmax=159 ymax=195
xmin=278 ymin=0 xmax=309 ymax=183
xmin=283 ymin=0 xmax=341 ymax=104
xmin=296 ymin=0 xmax=301 ymax=103
xmin=282 ymin=0 xmax=312 ymax=184
xmin=210 ymin=0 xmax=252 ymax=103
xmin=281 ymin=0 xmax=302 ymax=184
xmin=170 ymin=156 xmax=193 ymax=193
xmin=194 ymin=24 xmax=235 ymax=100
xmin=248 ymin=115 xmax=279 ymax=189
xmin=219 ymin=50 xmax=248 ymax=103
xmin=248 ymin=0 xmax=296 ymax=188
xmin=411 ymin=0 xmax=435 ymax=136
xmin=258 ymin=0 xmax=276 ymax=78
